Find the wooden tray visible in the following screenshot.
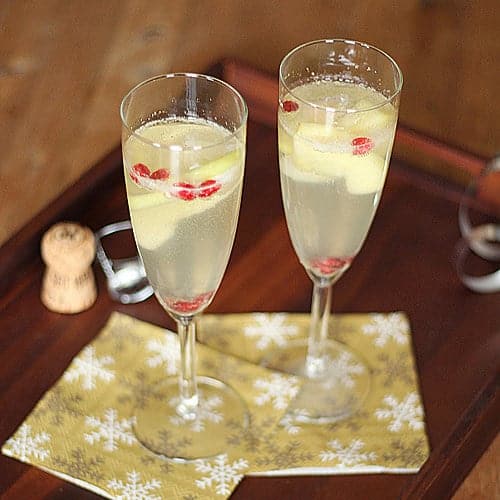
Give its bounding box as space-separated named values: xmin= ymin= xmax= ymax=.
xmin=0 ymin=61 xmax=498 ymax=500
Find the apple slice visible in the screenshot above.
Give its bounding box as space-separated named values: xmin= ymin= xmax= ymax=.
xmin=292 ymin=123 xmax=353 ymax=177
xmin=344 ymin=154 xmax=387 ymax=194
xmin=128 ymin=191 xmax=167 ymax=211
xmin=356 ymin=108 xmax=396 ymax=133
xmin=188 ymin=150 xmax=240 ymax=183
xmin=278 ymin=124 xmax=293 ymax=156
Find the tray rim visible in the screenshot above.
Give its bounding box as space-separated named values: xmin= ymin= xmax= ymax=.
xmin=0 ymin=59 xmax=498 ymax=499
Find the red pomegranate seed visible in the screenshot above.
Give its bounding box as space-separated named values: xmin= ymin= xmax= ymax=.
xmin=198 ymin=179 xmax=221 ymax=198
xmin=167 ymin=291 xmax=213 ymax=313
xmin=282 ymin=100 xmax=299 ymax=112
xmin=352 ymin=137 xmax=374 ymax=156
xmin=172 ymin=182 xmax=196 ymax=201
xmin=150 ymin=168 xmax=169 ymax=180
xmin=130 ymin=163 xmax=151 ymax=183
xmin=312 ymin=257 xmax=353 ymax=274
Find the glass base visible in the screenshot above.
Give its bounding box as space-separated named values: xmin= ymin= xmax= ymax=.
xmin=262 ymin=339 xmax=371 ymax=424
xmin=133 ymin=376 xmax=249 ymax=460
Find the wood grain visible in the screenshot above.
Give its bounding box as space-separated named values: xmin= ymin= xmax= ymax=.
xmin=1 ymin=0 xmax=499 ymax=248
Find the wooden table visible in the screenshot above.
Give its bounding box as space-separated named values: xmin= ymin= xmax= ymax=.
xmin=0 ymin=62 xmax=498 ymax=500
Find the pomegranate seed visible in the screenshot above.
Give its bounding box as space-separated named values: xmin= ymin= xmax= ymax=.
xmin=352 ymin=137 xmax=374 ymax=156
xmin=198 ymin=179 xmax=221 ymax=198
xmin=172 ymin=182 xmax=196 ymax=201
xmin=150 ymin=168 xmax=169 ymax=180
xmin=167 ymin=291 xmax=213 ymax=313
xmin=282 ymin=100 xmax=299 ymax=112
xmin=130 ymin=163 xmax=151 ymax=183
xmin=312 ymin=257 xmax=353 ymax=274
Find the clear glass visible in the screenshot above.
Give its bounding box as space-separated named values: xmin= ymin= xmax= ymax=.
xmin=120 ymin=73 xmax=248 ymax=459
xmin=273 ymin=39 xmax=402 ymax=422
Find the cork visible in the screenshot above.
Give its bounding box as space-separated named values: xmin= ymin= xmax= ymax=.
xmin=40 ymin=222 xmax=97 ymax=313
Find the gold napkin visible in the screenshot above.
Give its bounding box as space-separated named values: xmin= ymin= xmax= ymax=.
xmin=198 ymin=312 xmax=429 ymax=475
xmin=2 ymin=313 xmax=302 ymax=499
xmin=3 ymin=311 xmax=429 ymax=499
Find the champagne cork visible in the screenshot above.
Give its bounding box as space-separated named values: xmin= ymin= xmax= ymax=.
xmin=40 ymin=222 xmax=97 ymax=313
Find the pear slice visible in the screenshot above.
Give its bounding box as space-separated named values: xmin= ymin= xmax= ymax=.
xmin=296 ymin=122 xmax=351 ymax=142
xmin=129 ymin=191 xmax=167 ymax=211
xmin=292 ymin=122 xmax=352 ymax=177
xmin=188 ymin=150 xmax=240 ymax=183
xmin=353 ymin=107 xmax=396 ymax=133
xmin=278 ymin=125 xmax=293 ymax=156
xmin=344 ymin=154 xmax=386 ymax=194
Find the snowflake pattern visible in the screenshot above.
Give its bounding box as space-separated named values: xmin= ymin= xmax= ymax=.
xmin=32 ymin=386 xmax=83 ymax=426
xmin=374 ymin=352 xmax=414 ymax=388
xmin=319 ymin=439 xmax=377 ymax=466
xmin=63 ymin=345 xmax=115 ymax=390
xmin=117 ymin=370 xmax=164 ymax=410
xmin=84 ymin=408 xmax=136 ymax=452
xmin=53 ymin=448 xmax=105 ymax=482
xmin=326 ymin=409 xmax=370 ymax=434
xmin=146 ymin=336 xmax=179 ymax=375
xmin=243 ymin=313 xmax=300 ymax=350
xmin=107 ymin=470 xmax=161 ymax=500
xmin=255 ymin=440 xmax=313 ymax=469
xmin=383 ymin=438 xmax=428 ymax=467
xmin=253 ymin=373 xmax=300 ymax=410
xmin=3 ymin=424 xmax=50 ymax=461
xmin=169 ymin=394 xmax=223 ymax=432
xmin=321 ymin=351 xmax=366 ymax=389
xmin=141 ymin=429 xmax=192 ymax=458
xmin=226 ymin=416 xmax=275 ymax=453
xmin=280 ymin=414 xmax=302 ymax=435
xmin=140 ymin=452 xmax=174 ymax=475
xmin=195 ymin=453 xmax=248 ymax=496
xmin=375 ymin=392 xmax=424 ymax=432
xmin=362 ymin=313 xmax=408 ymax=347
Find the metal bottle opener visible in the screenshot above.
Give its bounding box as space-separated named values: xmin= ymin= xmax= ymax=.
xmin=95 ymin=220 xmax=154 ymax=304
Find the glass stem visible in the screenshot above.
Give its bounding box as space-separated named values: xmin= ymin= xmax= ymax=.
xmin=305 ymin=280 xmax=332 ymax=378
xmin=176 ymin=316 xmax=198 ymax=420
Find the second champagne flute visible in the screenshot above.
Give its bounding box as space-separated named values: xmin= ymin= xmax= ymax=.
xmin=121 ymin=73 xmax=248 ymax=460
xmin=273 ymin=39 xmax=402 ymax=422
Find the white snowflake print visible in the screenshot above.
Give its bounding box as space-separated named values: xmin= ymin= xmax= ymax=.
xmin=107 ymin=470 xmax=161 ymax=500
xmin=362 ymin=313 xmax=409 ymax=347
xmin=280 ymin=414 xmax=301 ymax=435
xmin=375 ymin=392 xmax=424 ymax=432
xmin=84 ymin=408 xmax=136 ymax=452
xmin=321 ymin=351 xmax=366 ymax=390
xmin=3 ymin=424 xmax=50 ymax=462
xmin=195 ymin=453 xmax=248 ymax=496
xmin=169 ymin=394 xmax=223 ymax=432
xmin=319 ymin=439 xmax=377 ymax=466
xmin=243 ymin=313 xmax=300 ymax=350
xmin=63 ymin=345 xmax=115 ymax=390
xmin=253 ymin=373 xmax=300 ymax=410
xmin=146 ymin=335 xmax=179 ymax=375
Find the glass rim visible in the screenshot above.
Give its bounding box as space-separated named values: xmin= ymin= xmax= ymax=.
xmin=119 ymin=72 xmax=248 ymax=151
xmin=279 ymin=38 xmax=403 ymax=114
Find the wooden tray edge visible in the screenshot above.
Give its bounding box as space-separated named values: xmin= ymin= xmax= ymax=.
xmin=0 ymin=59 xmax=497 ymax=498
xmin=0 ymin=147 xmax=122 ymax=299
xmin=402 ymin=373 xmax=499 ymax=499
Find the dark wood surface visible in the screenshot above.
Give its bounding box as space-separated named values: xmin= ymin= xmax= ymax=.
xmin=0 ymin=62 xmax=498 ymax=500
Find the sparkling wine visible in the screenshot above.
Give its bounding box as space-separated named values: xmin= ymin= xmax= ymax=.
xmin=278 ymin=80 xmax=398 ymax=277
xmin=123 ymin=117 xmax=244 ymax=314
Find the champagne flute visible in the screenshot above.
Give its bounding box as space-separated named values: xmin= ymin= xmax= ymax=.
xmin=120 ymin=73 xmax=248 ymax=459
xmin=273 ymin=39 xmax=402 ymax=422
